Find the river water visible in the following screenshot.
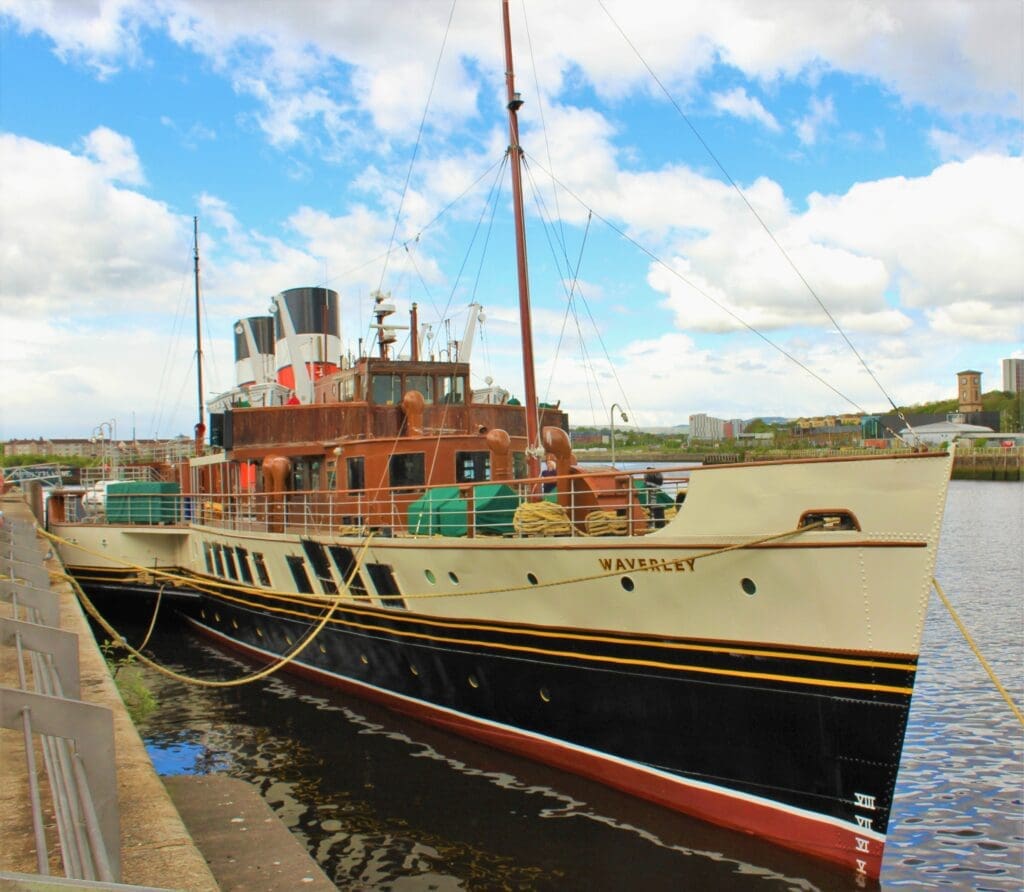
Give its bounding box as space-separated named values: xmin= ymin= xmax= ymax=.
xmin=118 ymin=480 xmax=1022 ymax=890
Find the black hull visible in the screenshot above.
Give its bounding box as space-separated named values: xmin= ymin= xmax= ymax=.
xmin=183 ymin=584 xmax=914 ymax=878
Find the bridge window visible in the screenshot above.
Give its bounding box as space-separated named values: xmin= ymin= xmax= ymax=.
xmin=372 ymin=373 xmax=401 ymax=405
xmin=405 ymin=374 xmax=434 ymax=404
xmin=441 ymin=375 xmax=465 ymax=404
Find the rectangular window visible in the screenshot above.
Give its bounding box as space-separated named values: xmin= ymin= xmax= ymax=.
xmin=235 ymin=547 xmax=254 ymax=585
xmin=347 ymin=456 xmax=365 ymax=490
xmin=405 ymin=374 xmax=434 ymax=404
xmin=212 ymin=544 xmax=226 ymax=577
xmin=301 ymin=539 xmax=339 ymax=595
xmin=371 ymin=373 xmax=401 ymax=404
xmin=286 ymin=555 xmax=315 ymax=594
xmin=513 ymin=451 xmax=528 ymax=479
xmin=365 ymin=562 xmax=405 ymax=609
xmin=252 ymin=552 xmax=271 ymax=587
xmin=222 ymin=546 xmax=239 ymax=581
xmin=292 ymin=459 xmax=320 ymax=491
xmin=441 ymin=375 xmax=465 ymax=404
xmin=328 ymin=545 xmax=369 ymax=597
xmin=389 ymin=453 xmax=425 ymax=488
xmin=202 ymin=541 xmax=214 ymax=574
xmin=456 ymin=451 xmax=490 ymax=483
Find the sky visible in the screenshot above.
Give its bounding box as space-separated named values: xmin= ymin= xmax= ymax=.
xmin=1 ymin=0 xmax=1021 ymax=442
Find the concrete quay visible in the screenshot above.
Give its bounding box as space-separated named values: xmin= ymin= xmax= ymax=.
xmin=1 ymin=492 xmax=335 ymax=891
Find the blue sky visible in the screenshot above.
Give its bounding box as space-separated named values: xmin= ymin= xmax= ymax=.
xmin=1 ymin=0 xmax=1021 ymax=441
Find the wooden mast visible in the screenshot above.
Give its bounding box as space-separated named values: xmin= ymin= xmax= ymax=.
xmin=501 ymin=0 xmax=540 ymax=474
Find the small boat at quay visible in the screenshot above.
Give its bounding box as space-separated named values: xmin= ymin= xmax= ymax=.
xmin=46 ymin=1 xmax=952 ymax=880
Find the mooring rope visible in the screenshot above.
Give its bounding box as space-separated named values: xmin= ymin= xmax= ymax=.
xmin=48 ymin=532 xmax=375 ymax=689
xmin=932 ymin=576 xmax=1023 ymax=727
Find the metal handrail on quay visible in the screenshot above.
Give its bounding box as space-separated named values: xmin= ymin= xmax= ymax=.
xmin=0 ymin=514 xmax=120 ymax=883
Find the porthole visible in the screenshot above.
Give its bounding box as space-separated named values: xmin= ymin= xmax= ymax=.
xmin=319 ymin=643 xmax=326 ymax=654
xmin=200 ymin=609 xmax=206 ymax=619
xmin=214 ymin=612 xmax=221 ymax=622
xmin=424 ymin=569 xmax=437 ymax=585
xmin=539 ymin=687 xmax=551 ymax=703
xmin=285 ymin=635 xmax=293 ymax=646
xmin=360 ymin=654 xmax=369 ymax=665
xmin=410 ymin=664 xmax=419 ymax=677
xmin=741 ymin=578 xmax=757 ymax=596
xmin=448 ymin=571 xmax=460 ymax=585
xmin=255 ymin=628 xmax=263 ymax=638
xmin=468 ymin=675 xmax=479 ymax=689
xmin=620 ymin=576 xmax=635 ymax=592
xmin=527 ymin=573 xmax=538 ymax=586
xmin=231 ymin=619 xmax=238 ymax=629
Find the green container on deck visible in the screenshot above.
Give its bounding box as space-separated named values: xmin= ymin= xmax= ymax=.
xmin=408 ymin=484 xmax=518 ymax=537
xmin=106 ymin=482 xmax=181 ymax=524
xmin=473 ymin=483 xmax=518 ymax=536
xmin=408 ymin=486 xmax=463 ymax=536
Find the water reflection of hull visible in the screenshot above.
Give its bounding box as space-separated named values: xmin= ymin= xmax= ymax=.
xmin=184 ymin=582 xmax=913 ymax=881
xmin=142 ymin=619 xmax=875 ymax=890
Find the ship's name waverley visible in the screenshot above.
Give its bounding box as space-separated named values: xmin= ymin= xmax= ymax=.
xmin=598 ymin=556 xmax=697 ymax=573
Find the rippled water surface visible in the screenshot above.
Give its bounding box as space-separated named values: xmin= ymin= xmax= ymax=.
xmin=124 ymin=480 xmax=1022 ymax=890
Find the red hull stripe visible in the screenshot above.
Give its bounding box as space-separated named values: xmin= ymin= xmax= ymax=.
xmin=189 ymin=617 xmax=887 ymax=880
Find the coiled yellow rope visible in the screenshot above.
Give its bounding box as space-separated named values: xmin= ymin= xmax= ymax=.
xmin=512 ymin=500 xmax=572 ymax=536
xmin=932 ymin=576 xmax=1023 ymax=727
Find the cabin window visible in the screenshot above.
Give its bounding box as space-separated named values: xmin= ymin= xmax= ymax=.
xmin=389 ymin=453 xmax=425 ymax=488
xmin=222 ymin=546 xmax=239 ymax=581
xmin=328 ymin=545 xmax=369 ymax=597
xmin=286 ymin=555 xmax=315 ymax=594
xmin=212 ymin=544 xmax=226 ymax=577
xmin=292 ymin=458 xmax=320 ymax=491
xmin=456 ymin=451 xmax=490 ymax=483
xmin=405 ymin=374 xmax=434 ymax=404
xmin=202 ymin=541 xmax=214 ymax=574
xmin=235 ymin=547 xmax=254 ymax=585
xmin=372 ymin=373 xmax=402 ymax=405
xmin=441 ymin=375 xmax=466 ymax=404
xmin=252 ymin=552 xmax=271 ymax=586
xmin=347 ymin=456 xmax=365 ymax=490
xmin=340 ymin=376 xmax=356 ymax=401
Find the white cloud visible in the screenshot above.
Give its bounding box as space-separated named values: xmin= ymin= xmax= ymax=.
xmin=795 ymin=95 xmax=836 ymax=146
xmin=712 ymin=87 xmax=781 ymax=131
xmin=0 ymin=132 xmax=185 ymax=316
xmin=4 ymin=0 xmax=1017 ymax=156
xmin=803 ymin=155 xmax=1024 ymax=320
xmin=81 ymin=125 xmax=146 ymax=185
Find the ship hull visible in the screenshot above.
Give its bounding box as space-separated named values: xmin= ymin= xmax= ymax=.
xmin=181 ymin=577 xmax=911 ymax=879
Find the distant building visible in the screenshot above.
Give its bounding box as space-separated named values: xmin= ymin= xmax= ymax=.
xmin=899 ymin=420 xmax=995 ymax=447
xmin=957 ymin=370 xmax=983 ymax=413
xmin=689 ymin=413 xmax=726 ymax=441
xmin=1003 ymin=358 xmax=1024 ymax=394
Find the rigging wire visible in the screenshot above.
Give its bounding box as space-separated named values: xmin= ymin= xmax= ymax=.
xmin=596 ymin=0 xmax=916 ymax=434
xmin=375 ymin=0 xmax=458 ymax=293
xmin=523 ymin=151 xmax=876 ymax=420
xmin=521 ymin=158 xmax=638 ymax=426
